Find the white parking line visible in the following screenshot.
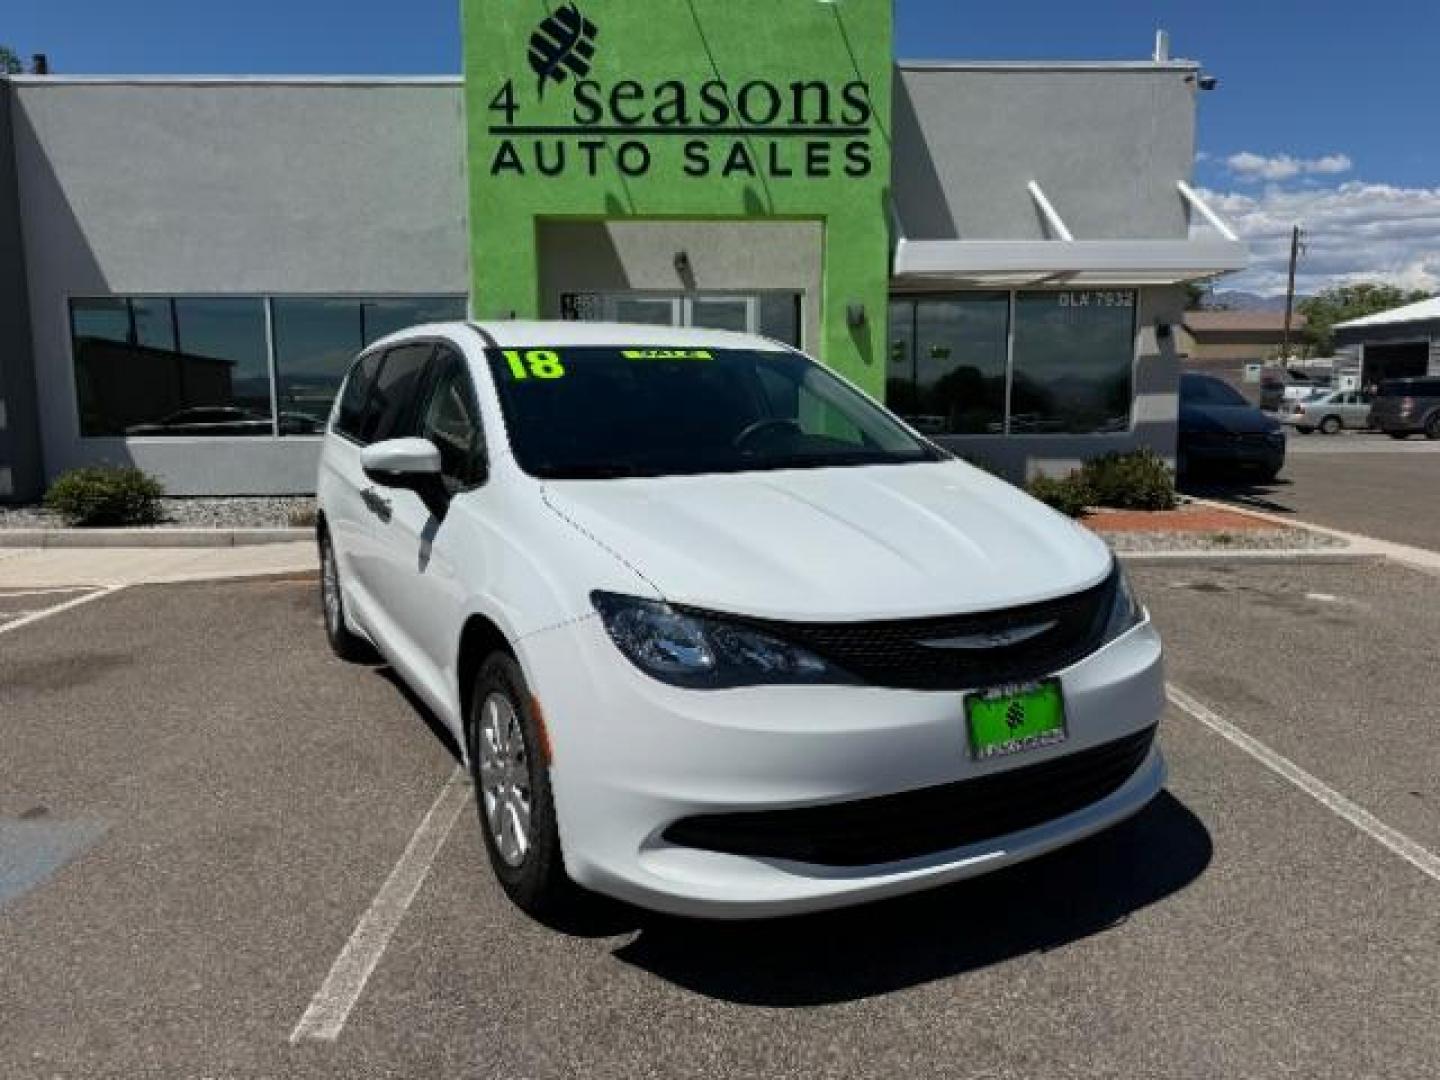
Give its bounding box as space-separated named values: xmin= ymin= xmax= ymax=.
xmin=289 ymin=766 xmax=470 ymax=1043
xmin=0 ymin=585 xmax=125 ymax=637
xmin=1167 ymin=683 xmax=1440 ymax=885
xmin=0 ymin=586 xmax=98 ymax=598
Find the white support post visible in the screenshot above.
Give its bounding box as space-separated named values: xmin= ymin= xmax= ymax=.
xmin=1027 ymin=180 xmax=1074 ymax=242
xmin=1178 ymin=180 xmax=1239 ymax=242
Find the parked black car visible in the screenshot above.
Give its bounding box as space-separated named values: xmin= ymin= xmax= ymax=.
xmin=1369 ymin=376 xmax=1440 ymax=439
xmin=1178 ymin=373 xmax=1286 ymax=482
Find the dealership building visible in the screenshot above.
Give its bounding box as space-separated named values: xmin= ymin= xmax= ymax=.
xmin=0 ymin=2 xmax=1246 ymax=500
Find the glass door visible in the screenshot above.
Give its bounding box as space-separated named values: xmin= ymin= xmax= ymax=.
xmin=608 ymin=296 xmax=682 ymax=326
xmin=561 ymin=291 xmax=801 ymax=347
xmin=685 ymin=295 xmax=755 ymax=334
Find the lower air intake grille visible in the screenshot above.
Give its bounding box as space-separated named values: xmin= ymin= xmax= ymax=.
xmin=662 ymin=726 xmax=1156 ymax=867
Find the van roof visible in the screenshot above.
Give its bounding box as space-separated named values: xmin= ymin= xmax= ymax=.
xmin=468 ymin=320 xmax=791 ymax=351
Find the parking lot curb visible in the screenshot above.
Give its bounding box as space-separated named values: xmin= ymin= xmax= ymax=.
xmin=144 ymin=567 xmax=320 ymax=585
xmin=1119 ymin=549 xmax=1384 ymax=566
xmin=0 ymin=528 xmax=311 ymax=549
xmin=1188 ymin=498 xmax=1440 ymax=576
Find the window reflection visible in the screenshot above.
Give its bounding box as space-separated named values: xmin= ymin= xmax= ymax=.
xmin=360 ymin=297 xmax=467 ymax=346
xmin=887 ymin=290 xmax=1136 ymax=436
xmin=1010 ymin=291 xmax=1134 ymax=434
xmin=73 ymin=297 xmax=272 ymax=437
xmin=886 ymin=300 xmax=918 ymax=418
xmin=273 ymin=299 xmax=362 ymax=434
xmin=73 ymin=295 xmax=467 ymax=438
xmin=913 ymin=294 xmax=1008 ymax=435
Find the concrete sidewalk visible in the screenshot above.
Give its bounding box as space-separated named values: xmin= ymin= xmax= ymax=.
xmin=0 ymin=541 xmax=318 ymax=589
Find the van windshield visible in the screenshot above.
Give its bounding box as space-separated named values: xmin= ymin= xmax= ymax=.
xmin=485 ymin=346 xmax=942 ymax=480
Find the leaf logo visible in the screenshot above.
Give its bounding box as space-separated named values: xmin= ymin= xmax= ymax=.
xmin=528 ymin=3 xmax=599 ymax=99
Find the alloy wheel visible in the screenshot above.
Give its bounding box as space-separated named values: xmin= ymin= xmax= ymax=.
xmin=477 ymin=692 xmax=533 ymax=867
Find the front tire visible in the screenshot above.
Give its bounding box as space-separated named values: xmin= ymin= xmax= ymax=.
xmin=466 ymin=653 xmax=575 ymax=918
xmin=1319 ymin=416 xmax=1342 ymax=435
xmin=319 ymin=531 xmax=373 ymax=662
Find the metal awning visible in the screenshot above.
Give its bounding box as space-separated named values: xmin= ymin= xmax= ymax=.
xmin=892 ymin=181 xmax=1248 ymax=288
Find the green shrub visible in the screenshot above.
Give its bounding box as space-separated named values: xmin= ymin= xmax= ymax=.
xmin=1025 ymin=472 xmax=1093 ymax=518
xmin=1080 ymin=450 xmax=1177 ymax=511
xmin=44 ymin=466 xmax=165 ymax=527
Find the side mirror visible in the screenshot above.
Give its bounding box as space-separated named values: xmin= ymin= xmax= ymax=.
xmin=361 ymin=438 xmax=450 ymax=518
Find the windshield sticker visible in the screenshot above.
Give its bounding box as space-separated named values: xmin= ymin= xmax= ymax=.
xmin=502 ymin=349 xmax=567 ymax=380
xmin=622 ymin=349 xmax=713 ymax=360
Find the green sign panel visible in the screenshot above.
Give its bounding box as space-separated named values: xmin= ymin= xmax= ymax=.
xmin=461 ymin=0 xmax=895 ymax=397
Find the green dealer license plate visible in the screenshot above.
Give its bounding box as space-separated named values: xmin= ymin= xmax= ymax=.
xmin=965 ymin=679 xmax=1067 ymax=761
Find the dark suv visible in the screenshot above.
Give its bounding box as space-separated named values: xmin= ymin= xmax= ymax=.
xmin=1369 ymin=377 xmax=1440 ymax=439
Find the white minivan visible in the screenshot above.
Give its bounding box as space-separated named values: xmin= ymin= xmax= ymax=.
xmin=316 ymin=321 xmax=1165 ymax=919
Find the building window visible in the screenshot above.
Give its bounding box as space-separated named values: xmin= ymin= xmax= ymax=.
xmin=357 ymin=297 xmax=468 ymax=346
xmin=72 ymin=297 xmax=271 ymax=437
xmin=273 ymin=296 xmax=466 ymax=433
xmin=273 ymin=298 xmax=363 ymax=434
xmin=1010 ymin=291 xmax=1135 ymax=434
xmin=72 ymin=295 xmax=466 ymax=438
xmin=887 ymin=290 xmax=1136 ymax=436
xmin=888 ymin=294 xmax=1008 ymax=435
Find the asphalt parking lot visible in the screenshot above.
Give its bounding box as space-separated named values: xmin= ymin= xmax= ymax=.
xmin=2 ymin=563 xmax=1439 ymax=1079
xmin=1190 ymin=430 xmax=1440 ymax=552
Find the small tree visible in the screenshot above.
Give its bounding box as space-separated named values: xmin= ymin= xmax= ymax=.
xmin=0 ymin=46 xmax=23 ymax=75
xmin=1299 ymin=283 xmax=1432 ymax=355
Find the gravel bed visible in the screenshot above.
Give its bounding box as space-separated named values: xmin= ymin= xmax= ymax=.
xmin=2 ymin=496 xmax=1343 ymax=552
xmin=1102 ymin=526 xmax=1347 ymax=552
xmin=0 ymin=497 xmax=316 ymax=530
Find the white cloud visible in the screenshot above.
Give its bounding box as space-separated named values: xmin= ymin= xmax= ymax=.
xmin=1194 ymin=180 xmax=1440 ymax=296
xmin=1225 ymin=151 xmax=1353 ymax=182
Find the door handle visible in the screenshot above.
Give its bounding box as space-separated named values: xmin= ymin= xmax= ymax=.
xmin=361 ymin=487 xmax=392 ymax=522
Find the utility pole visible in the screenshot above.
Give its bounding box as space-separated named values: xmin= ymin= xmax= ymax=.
xmin=1281 ymin=224 xmax=1303 ymax=364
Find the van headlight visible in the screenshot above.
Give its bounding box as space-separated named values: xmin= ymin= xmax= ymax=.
xmin=1100 ymin=562 xmax=1146 ymax=644
xmin=591 ymin=592 xmax=856 ymax=688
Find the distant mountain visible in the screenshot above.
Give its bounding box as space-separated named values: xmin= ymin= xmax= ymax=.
xmin=1203 ymin=290 xmax=1310 ymax=312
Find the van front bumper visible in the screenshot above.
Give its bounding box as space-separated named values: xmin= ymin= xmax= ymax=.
xmin=519 ymin=613 xmax=1167 ymax=918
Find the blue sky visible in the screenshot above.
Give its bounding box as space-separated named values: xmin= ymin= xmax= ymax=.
xmin=6 ymin=0 xmax=1439 ymax=294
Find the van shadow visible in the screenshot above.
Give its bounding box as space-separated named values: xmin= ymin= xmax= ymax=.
xmin=605 ymin=790 xmax=1210 ymax=1007
xmin=374 ymin=665 xmax=464 ymax=765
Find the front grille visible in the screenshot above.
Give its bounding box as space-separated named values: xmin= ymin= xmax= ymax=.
xmin=663 ymin=726 xmax=1156 ymax=867
xmin=678 ymin=568 xmax=1117 ymax=691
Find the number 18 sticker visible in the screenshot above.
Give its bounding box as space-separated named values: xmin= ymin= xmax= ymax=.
xmin=502 ymin=349 xmax=566 ymax=380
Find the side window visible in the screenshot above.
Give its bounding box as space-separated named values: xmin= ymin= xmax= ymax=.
xmin=358 ymin=343 xmax=434 ymax=445
xmin=755 ymin=362 xmax=869 ymax=448
xmin=417 ymin=347 xmax=487 ymax=491
xmin=333 ymin=350 xmax=384 ymax=441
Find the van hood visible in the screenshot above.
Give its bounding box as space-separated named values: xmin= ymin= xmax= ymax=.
xmin=541 ymin=461 xmax=1113 ymax=621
